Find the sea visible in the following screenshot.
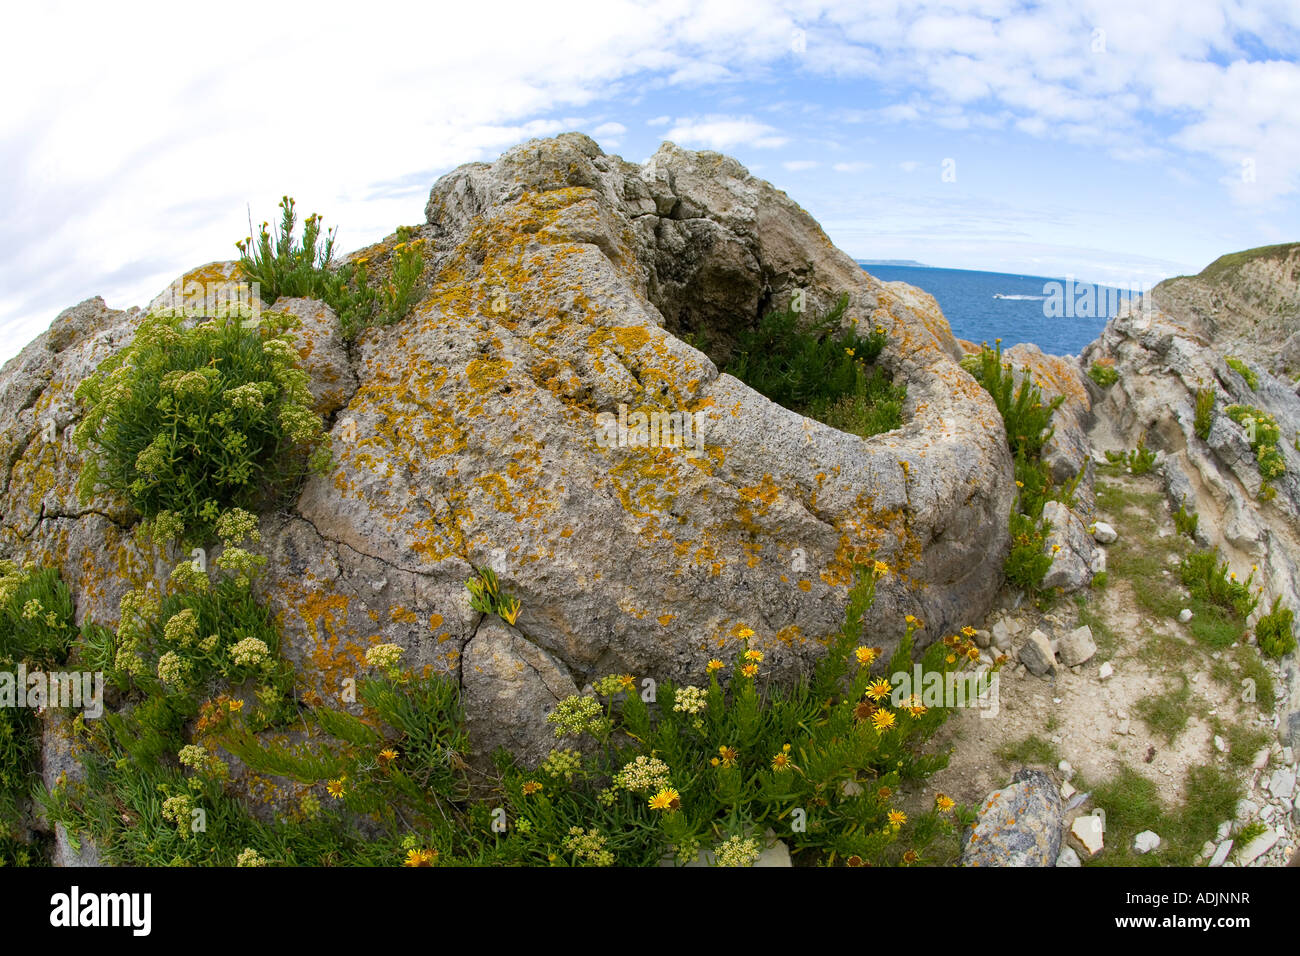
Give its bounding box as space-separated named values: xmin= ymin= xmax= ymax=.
xmin=861 ymin=264 xmax=1140 ymax=357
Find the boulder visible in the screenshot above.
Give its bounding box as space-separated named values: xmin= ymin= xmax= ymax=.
xmin=0 ymin=133 xmax=1017 ymax=767
xmin=961 ymin=768 xmax=1064 ymax=867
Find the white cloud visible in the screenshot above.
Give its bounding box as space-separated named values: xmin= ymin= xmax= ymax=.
xmin=833 ymin=161 xmax=873 ymax=172
xmin=665 ymin=116 xmax=789 ymax=150
xmin=646 ymin=115 xmax=672 ymax=126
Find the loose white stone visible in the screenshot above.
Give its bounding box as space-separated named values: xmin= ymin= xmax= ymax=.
xmin=1236 ymin=828 xmax=1279 ymax=866
xmin=1214 ymin=735 xmax=1228 ymax=753
xmin=1070 ymin=813 xmax=1105 ymax=858
xmin=1179 ymin=608 xmax=1193 ymax=623
xmin=1134 ymin=830 xmax=1161 ymax=854
xmin=1056 ymin=847 xmax=1081 ymax=867
xmin=1092 ymin=521 xmax=1118 ymax=544
xmin=1209 ymin=841 xmax=1233 ymax=867
xmin=1098 ymin=661 xmax=1114 ymax=680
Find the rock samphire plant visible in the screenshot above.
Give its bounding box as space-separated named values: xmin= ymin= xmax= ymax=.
xmin=73 ymin=310 xmax=329 ymax=544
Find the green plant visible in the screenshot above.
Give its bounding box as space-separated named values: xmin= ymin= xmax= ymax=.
xmin=1225 ymin=357 xmax=1259 ymax=391
xmin=73 ymin=311 xmax=329 ymax=544
xmin=1005 ymin=511 xmax=1053 ymax=592
xmin=1231 ymin=821 xmax=1268 ymax=859
xmin=1088 ymin=360 xmax=1119 ymax=387
xmin=0 ymin=562 xmax=78 ymax=860
xmin=327 ymin=228 xmax=428 ymax=340
xmin=969 ymin=341 xmax=1064 ymax=460
xmin=1194 ymin=387 xmax=1216 ymax=441
xmin=465 ymin=566 xmax=521 ymax=625
xmin=1105 ymin=434 xmax=1157 ymax=475
xmin=1180 ymin=548 xmax=1261 ymax=621
xmin=1224 ymin=404 xmax=1286 ymax=488
xmin=1255 ymin=597 xmax=1296 ymax=659
xmin=237 ymin=196 xmax=337 ymax=303
xmin=724 ymin=293 xmax=905 ymax=439
xmin=1173 ymin=498 xmax=1199 ymax=539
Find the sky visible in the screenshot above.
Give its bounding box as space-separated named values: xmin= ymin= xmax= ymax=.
xmin=2 ymin=0 xmax=1299 ymax=364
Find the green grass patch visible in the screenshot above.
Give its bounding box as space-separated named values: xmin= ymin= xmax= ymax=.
xmin=995 ymin=734 xmax=1059 ymax=766
xmin=1135 ymin=679 xmax=1193 ymax=744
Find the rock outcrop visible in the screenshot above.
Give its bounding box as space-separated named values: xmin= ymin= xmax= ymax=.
xmin=0 ymin=133 xmax=1015 ymax=768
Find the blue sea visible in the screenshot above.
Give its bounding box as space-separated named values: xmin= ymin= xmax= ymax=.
xmin=862 ymin=264 xmax=1138 ymax=357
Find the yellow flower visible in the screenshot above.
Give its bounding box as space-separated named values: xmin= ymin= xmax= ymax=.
xmin=865 ymin=677 xmax=892 ymax=701
xmin=1015 ymin=480 xmax=1024 ymax=488
xmin=227 ymin=699 xmax=244 ymax=712
xmin=935 ymin=793 xmax=955 ymax=813
xmin=845 ymin=347 xmax=855 ymax=357
xmin=710 ymin=757 xmax=720 ymax=767
xmin=771 ymin=744 xmax=793 ymax=772
xmin=616 ymin=674 xmax=636 ymax=692
xmin=649 ymin=787 xmax=681 ymax=811
xmin=961 ymin=625 xmax=976 ymax=637
xmin=1052 ymin=544 xmax=1062 ymax=554
xmin=327 ymin=777 xmax=346 ymax=799
xmin=741 ymin=663 xmax=759 ymax=678
xmin=377 ymin=747 xmax=398 ymax=767
xmin=522 ymin=780 xmax=543 ymax=795
xmin=874 ymin=324 xmax=885 ymax=334
xmin=717 ymin=745 xmax=738 ymax=767
xmin=873 ymin=559 xmax=890 ymax=576
xmin=903 ymin=695 xmax=927 ymax=718
xmin=743 ymin=649 xmax=764 ymax=663
xmin=736 ymin=626 xmax=755 ymax=640
xmin=902 ymin=849 xmax=919 ymax=865
xmin=404 ymin=848 xmax=437 ymax=867
xmin=888 ymin=809 xmax=907 ymax=826
xmin=945 ymin=653 xmax=957 ymax=664
xmin=966 ymin=646 xmax=981 ymax=661
xmin=871 ymin=709 xmax=896 ymax=731
xmin=855 ymin=646 xmax=876 ymax=666
xmin=706 ymin=658 xmax=724 ymax=673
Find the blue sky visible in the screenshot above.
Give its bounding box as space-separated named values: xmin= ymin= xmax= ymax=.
xmin=3 ymin=0 xmax=1299 ymax=363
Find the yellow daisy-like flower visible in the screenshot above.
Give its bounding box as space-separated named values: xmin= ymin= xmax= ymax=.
xmin=736 ymin=626 xmax=755 ymax=640
xmin=616 ymin=674 xmax=636 ymax=692
xmin=1052 ymin=543 xmax=1062 ymax=554
xmin=522 ymin=780 xmax=543 ymax=795
xmin=377 ymin=747 xmax=398 ymax=768
xmin=873 ymin=559 xmax=890 ymax=576
xmin=935 ymin=793 xmax=955 ymax=813
xmin=743 ymin=649 xmax=764 ymax=663
xmin=706 ymin=658 xmax=724 ymax=673
xmin=710 ymin=757 xmax=720 ymax=767
xmin=946 ymin=653 xmax=957 ymax=664
xmin=741 ymin=663 xmax=759 ymax=678
xmin=648 ymin=787 xmax=681 ymax=811
xmin=771 ymin=744 xmax=793 ymax=772
xmin=327 ymin=777 xmax=346 ymax=799
xmin=717 ymin=745 xmax=738 ymax=767
xmin=961 ymin=625 xmax=977 ymax=638
xmin=871 ymin=709 xmax=896 ymax=731
xmin=403 ymin=848 xmax=437 ymax=867
xmin=902 ymin=849 xmax=919 ymax=865
xmin=228 ymin=699 xmax=244 ymax=712
xmin=845 ymin=347 xmax=855 ymax=357
xmin=865 ymin=677 xmax=892 ymax=701
xmin=903 ymin=695 xmax=927 ymax=718
xmin=874 ymin=324 xmax=885 ymax=334
xmin=966 ymin=646 xmax=981 ymax=661
xmin=905 ymin=614 xmax=917 ymax=624
xmin=1015 ymin=480 xmax=1024 ymax=488
xmin=888 ymin=809 xmax=907 ymax=826
xmin=855 ymin=646 xmax=877 ymax=665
